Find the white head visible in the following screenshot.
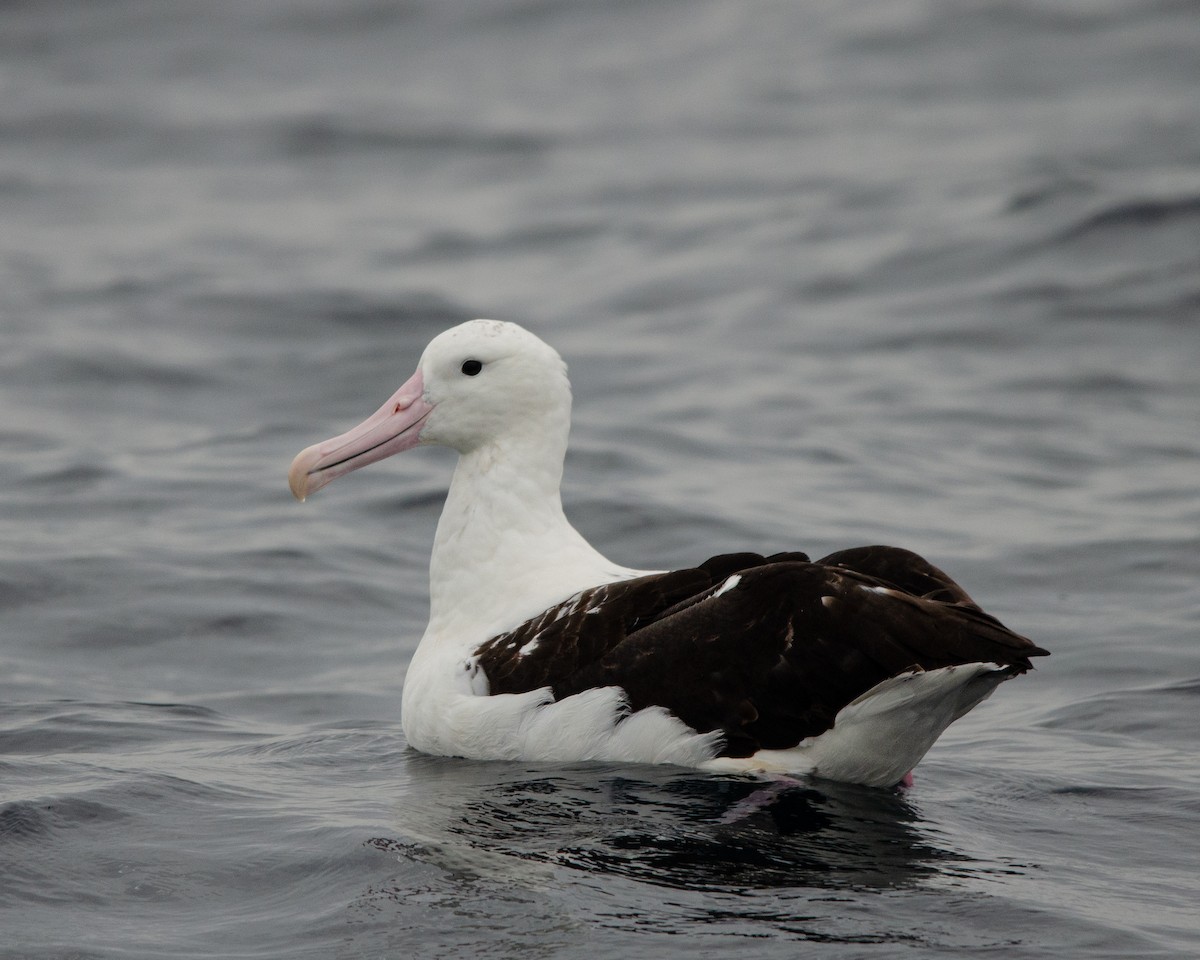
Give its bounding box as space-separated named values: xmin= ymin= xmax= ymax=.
xmin=288 ymin=319 xmax=572 ymax=500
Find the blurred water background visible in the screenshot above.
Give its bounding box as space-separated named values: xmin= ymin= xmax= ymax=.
xmin=2 ymin=1 xmax=1199 ymax=957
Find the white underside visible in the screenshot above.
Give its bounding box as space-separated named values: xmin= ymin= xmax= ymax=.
xmin=702 ymin=661 xmax=1012 ymax=787
xmin=401 ymin=658 xmax=1013 ymax=788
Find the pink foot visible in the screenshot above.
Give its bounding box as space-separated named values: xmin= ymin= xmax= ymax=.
xmin=897 ymin=770 xmax=914 ymax=790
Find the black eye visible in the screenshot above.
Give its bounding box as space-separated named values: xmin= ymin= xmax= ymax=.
xmin=461 ymin=359 xmax=483 ymax=376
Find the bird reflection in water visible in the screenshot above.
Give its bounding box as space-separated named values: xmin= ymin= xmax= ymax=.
xmin=373 ymin=756 xmax=969 ymax=894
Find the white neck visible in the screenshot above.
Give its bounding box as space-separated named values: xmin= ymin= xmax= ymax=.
xmin=423 ymin=421 xmax=633 ymax=647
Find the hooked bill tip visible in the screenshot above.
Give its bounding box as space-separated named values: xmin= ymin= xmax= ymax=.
xmin=288 ymin=448 xmax=317 ymax=501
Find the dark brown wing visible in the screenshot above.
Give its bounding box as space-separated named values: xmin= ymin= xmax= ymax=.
xmin=475 ymin=550 xmax=1048 ymax=758
xmin=474 ymin=568 xmax=710 ymax=694
xmin=818 ymin=544 xmax=985 ymax=611
xmin=475 ymin=552 xmax=809 ymax=694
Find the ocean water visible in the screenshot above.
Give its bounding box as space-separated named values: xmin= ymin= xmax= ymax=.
xmin=2 ymin=0 xmax=1199 ymax=956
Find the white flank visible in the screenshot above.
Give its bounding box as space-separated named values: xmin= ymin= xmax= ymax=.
xmin=702 ymin=662 xmax=1014 ymax=787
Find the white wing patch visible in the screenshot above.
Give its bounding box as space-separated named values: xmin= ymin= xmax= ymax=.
xmin=517 ymin=636 xmax=540 ymax=658
xmin=713 ymin=574 xmax=742 ymax=598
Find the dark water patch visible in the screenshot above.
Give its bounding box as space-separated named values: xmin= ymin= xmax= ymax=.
xmin=273 ymin=0 xmax=424 ymax=34
xmin=0 ymin=109 xmax=157 ymax=148
xmin=1047 ymin=783 xmax=1195 ymax=805
xmin=20 ymin=461 xmax=113 ymax=492
xmin=390 ymin=762 xmax=971 ymax=893
xmin=0 ymin=429 xmax=56 ymax=454
xmin=0 ymin=794 xmax=128 ymax=842
xmin=188 ymin=287 xmax=471 ymax=337
xmin=603 ymin=272 xmax=751 ymax=316
xmin=206 ymin=689 xmax=401 ymax=726
xmin=1000 ymin=369 xmax=1160 ymax=398
xmin=106 ymin=768 xmax=281 ymax=812
xmin=1009 ymin=537 xmax=1195 ymax=581
xmin=587 ymin=173 xmax=827 ymax=207
xmin=1056 ymin=195 xmax=1200 ymax=243
xmin=988 ymin=270 xmax=1195 ymax=319
xmin=15 ymin=576 xmax=293 ymax=661
xmin=280 ymin=115 xmax=555 ymax=159
xmin=1041 ymin=681 xmax=1200 ymax=749
xmin=40 ymin=275 xmax=190 ymax=310
xmin=185 ymin=609 xmax=292 ymax=642
xmin=0 ymin=701 xmax=243 ymax=755
xmin=6 ymin=349 xmax=217 ymax=391
xmin=369 ymin=759 xmax=1119 ymax=952
xmin=408 ymin=220 xmax=605 ymax=261
xmin=998 ymin=274 xmax=1200 ymax=326
xmin=570 ymin=496 xmax=752 ymax=564
xmin=995 ymin=193 xmax=1200 ymax=292
xmin=795 ymin=272 xmax=863 ymax=301
xmin=360 ymin=486 xmax=458 ymax=522
xmin=0 ymin=112 xmax=273 ymax=167
xmin=566 ymin=439 xmax=668 ymax=479
xmin=211 ymin=725 xmax=405 ymax=767
xmin=840 ymin=0 xmax=1136 ymax=55
xmin=857 ymin=325 xmax=1024 ymax=353
xmin=1006 ymin=173 xmax=1098 ymax=213
xmin=0 ymin=170 xmax=41 ymax=197
xmin=0 ymin=561 xmax=68 ymax=609
xmin=217 ymin=545 xmax=311 ymax=565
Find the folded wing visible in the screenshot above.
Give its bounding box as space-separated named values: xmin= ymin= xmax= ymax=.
xmin=474 ymin=549 xmax=1048 ymax=758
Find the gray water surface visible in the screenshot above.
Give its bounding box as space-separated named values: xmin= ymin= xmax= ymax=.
xmin=3 ymin=1 xmax=1199 ymax=957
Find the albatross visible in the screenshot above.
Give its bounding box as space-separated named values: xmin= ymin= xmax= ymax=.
xmin=289 ymin=319 xmax=1047 ymax=787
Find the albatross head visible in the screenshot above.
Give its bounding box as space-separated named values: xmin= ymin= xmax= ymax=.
xmin=288 ymin=319 xmax=570 ymax=500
